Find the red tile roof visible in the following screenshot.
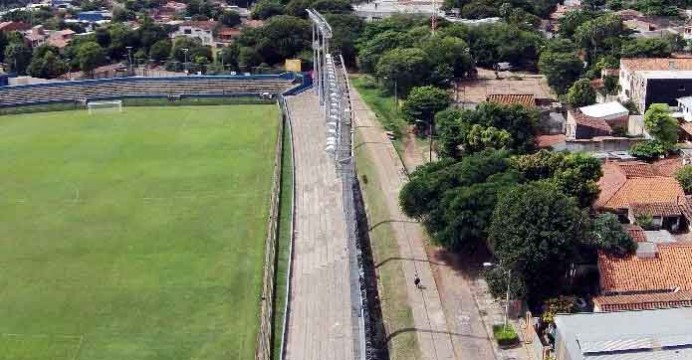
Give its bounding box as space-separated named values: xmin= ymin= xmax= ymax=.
xmin=624 ymin=224 xmax=647 ymax=242
xmin=618 ymin=162 xmax=660 ymax=178
xmin=486 ymin=94 xmax=535 ymax=107
xmin=653 ymin=156 xmax=683 ymax=177
xmin=596 ymin=161 xmax=685 ymax=211
xmin=571 ymin=110 xmax=612 ymax=133
xmin=593 ymin=292 xmax=692 ymax=311
xmin=630 ymin=201 xmax=682 ymax=217
xmin=599 ymin=243 xmax=692 ymax=293
xmin=536 ymin=134 xmax=565 ymax=148
xmin=603 ymin=177 xmax=684 ymax=210
xmin=621 ymin=58 xmax=692 ymax=72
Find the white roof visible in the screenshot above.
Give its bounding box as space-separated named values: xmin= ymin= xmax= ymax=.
xmin=640 ymin=70 xmax=692 ymax=79
xmin=579 ymin=102 xmax=629 ymax=118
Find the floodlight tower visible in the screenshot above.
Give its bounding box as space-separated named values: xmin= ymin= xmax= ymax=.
xmin=307 ymin=9 xmax=333 ymax=106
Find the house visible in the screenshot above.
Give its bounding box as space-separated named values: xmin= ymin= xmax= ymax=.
xmin=23 ymin=25 xmax=48 ymax=47
xmin=0 ymin=21 xmax=31 ymax=32
xmin=47 ymin=29 xmax=74 ymax=49
xmin=565 ymin=110 xmax=612 ymax=139
xmin=152 ymin=1 xmax=187 ymax=22
xmin=678 ymin=96 xmax=692 ymax=121
xmin=171 ymin=21 xmax=217 ymax=46
xmin=551 ymin=308 xmax=692 ymax=359
xmin=77 ymin=11 xmax=111 ymax=23
xmin=565 ymin=102 xmax=630 ymax=140
xmin=486 ymin=93 xmax=535 ymax=107
xmin=215 ymin=27 xmax=240 ymax=44
xmin=618 ymin=58 xmax=692 ymax=113
xmin=595 ymin=161 xmax=686 ymax=230
xmin=598 ymin=242 xmax=692 ymax=293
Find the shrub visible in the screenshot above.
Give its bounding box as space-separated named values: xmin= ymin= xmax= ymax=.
xmin=492 ymin=324 xmax=519 ymax=348
xmin=675 ymin=165 xmax=692 ymax=194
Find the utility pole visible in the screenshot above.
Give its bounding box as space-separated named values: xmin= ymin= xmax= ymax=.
xmin=126 ymin=46 xmax=133 ymax=75
xmin=182 ymin=48 xmax=189 ymax=74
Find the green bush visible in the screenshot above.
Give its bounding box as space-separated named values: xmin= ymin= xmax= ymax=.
xmin=492 ymin=324 xmax=519 ymax=347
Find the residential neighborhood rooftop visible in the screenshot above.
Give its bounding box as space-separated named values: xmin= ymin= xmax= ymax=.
xmin=486 ymin=93 xmax=535 ymax=107
xmin=599 ymin=243 xmax=692 ymax=293
xmin=579 ymin=101 xmax=628 ymax=118
xmin=593 ymin=291 xmax=692 ymax=312
xmin=554 ymin=307 xmax=692 ymax=360
xmin=596 ymin=161 xmax=685 ymax=211
xmin=621 ymin=57 xmax=692 ymax=71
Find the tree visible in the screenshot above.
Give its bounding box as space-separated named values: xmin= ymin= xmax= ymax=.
xmin=420 ymin=35 xmax=474 ymax=81
xmin=437 ymin=102 xmax=538 ymax=156
xmin=357 ymin=30 xmax=413 ymax=74
xmin=510 ymin=150 xmax=602 ymax=208
xmin=644 ymin=103 xmax=678 ymax=149
xmin=591 ymin=213 xmax=637 ymax=257
xmin=112 ymin=7 xmax=136 ymax=22
xmin=238 ymin=46 xmax=262 ymax=70
xmin=219 ymin=10 xmax=242 ymax=27
xmin=401 ymin=86 xmax=451 ymax=127
xmin=324 ymin=14 xmax=364 ymax=68
xmin=4 ymin=42 xmax=32 ymax=75
xmin=251 ymin=0 xmax=284 ymax=19
xmin=489 ymin=182 xmax=589 ymax=301
xmin=27 ymin=49 xmax=67 ymax=79
xmin=621 ymin=37 xmax=672 ymax=58
xmin=558 ymin=10 xmax=596 ymax=38
xmin=76 ymin=41 xmax=106 ymax=75
xmin=375 ymin=48 xmax=430 ymax=97
xmin=149 ymin=39 xmax=171 ymax=62
xmin=218 ymin=43 xmax=240 ymax=70
xmin=255 ymin=15 xmax=310 ymax=65
xmin=573 ymin=14 xmax=628 ymax=63
xmin=675 ymin=166 xmax=692 ymax=194
xmin=566 ymin=78 xmax=597 ymax=107
xmin=399 ymin=150 xmax=518 ymax=250
xmin=538 ymin=50 xmax=583 ymax=95
xmin=630 ymin=140 xmax=667 ymax=161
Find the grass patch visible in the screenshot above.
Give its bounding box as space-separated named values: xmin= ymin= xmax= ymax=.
xmin=271 ymin=116 xmax=294 ymax=360
xmin=492 ymin=324 xmax=520 ymax=348
xmin=354 ymin=131 xmax=420 ymax=360
xmin=350 ymin=75 xmax=408 ymax=137
xmin=0 ymin=105 xmax=279 ymax=359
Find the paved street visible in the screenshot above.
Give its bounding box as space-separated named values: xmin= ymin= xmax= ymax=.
xmin=284 ymin=92 xmax=356 ymax=360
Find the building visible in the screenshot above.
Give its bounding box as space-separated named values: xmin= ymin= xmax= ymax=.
xmin=47 ymin=29 xmax=74 ymax=49
xmin=152 ymin=1 xmax=187 ymax=22
xmin=215 ymin=27 xmax=241 ymax=44
xmin=353 ymin=0 xmax=437 ymax=20
xmin=596 ymin=161 xmax=686 ymax=230
xmin=77 ymin=11 xmax=111 ymax=22
xmin=0 ymin=21 xmax=31 ymax=33
xmin=618 ymin=58 xmax=692 ymax=113
xmin=171 ymin=21 xmax=217 ymax=46
xmin=552 ymin=308 xmax=692 ymax=359
xmin=566 ymin=110 xmax=613 ymax=139
xmin=486 ymin=93 xmax=535 ymax=107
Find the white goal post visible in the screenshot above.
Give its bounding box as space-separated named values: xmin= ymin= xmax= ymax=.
xmin=87 ymin=100 xmax=123 ymax=114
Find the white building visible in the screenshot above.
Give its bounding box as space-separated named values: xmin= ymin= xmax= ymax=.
xmin=618 ymin=58 xmax=692 ymax=113
xmin=171 ymin=21 xmax=217 ymax=46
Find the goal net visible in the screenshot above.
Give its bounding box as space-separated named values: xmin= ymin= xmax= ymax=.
xmin=87 ymin=100 xmax=123 ymax=114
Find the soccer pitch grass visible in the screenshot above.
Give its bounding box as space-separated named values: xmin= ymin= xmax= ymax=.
xmin=0 ymin=105 xmax=280 ymax=359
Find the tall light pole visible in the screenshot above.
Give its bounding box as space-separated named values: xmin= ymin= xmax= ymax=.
xmin=182 ymin=48 xmax=189 ymax=74
xmin=483 ymin=262 xmax=512 ymax=330
xmin=126 ymin=46 xmax=133 ymax=75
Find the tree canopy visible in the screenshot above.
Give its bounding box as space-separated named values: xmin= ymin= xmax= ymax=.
xmin=566 ymin=78 xmax=597 ymax=107
xmin=489 ymin=182 xmax=589 ymax=302
xmin=401 ymin=86 xmax=451 ymax=126
xmin=644 ymin=103 xmax=679 ymax=149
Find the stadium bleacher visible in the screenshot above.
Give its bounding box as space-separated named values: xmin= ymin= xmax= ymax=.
xmin=0 ymin=74 xmax=301 ymax=107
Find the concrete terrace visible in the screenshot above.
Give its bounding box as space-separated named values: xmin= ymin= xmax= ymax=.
xmin=283 ymin=91 xmax=357 ymax=359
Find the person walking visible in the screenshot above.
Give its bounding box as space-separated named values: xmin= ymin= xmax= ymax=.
xmin=414 ymin=275 xmax=421 ymax=289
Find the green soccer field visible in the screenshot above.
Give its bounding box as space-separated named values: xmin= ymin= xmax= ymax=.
xmin=0 ymin=105 xmax=280 ymax=359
